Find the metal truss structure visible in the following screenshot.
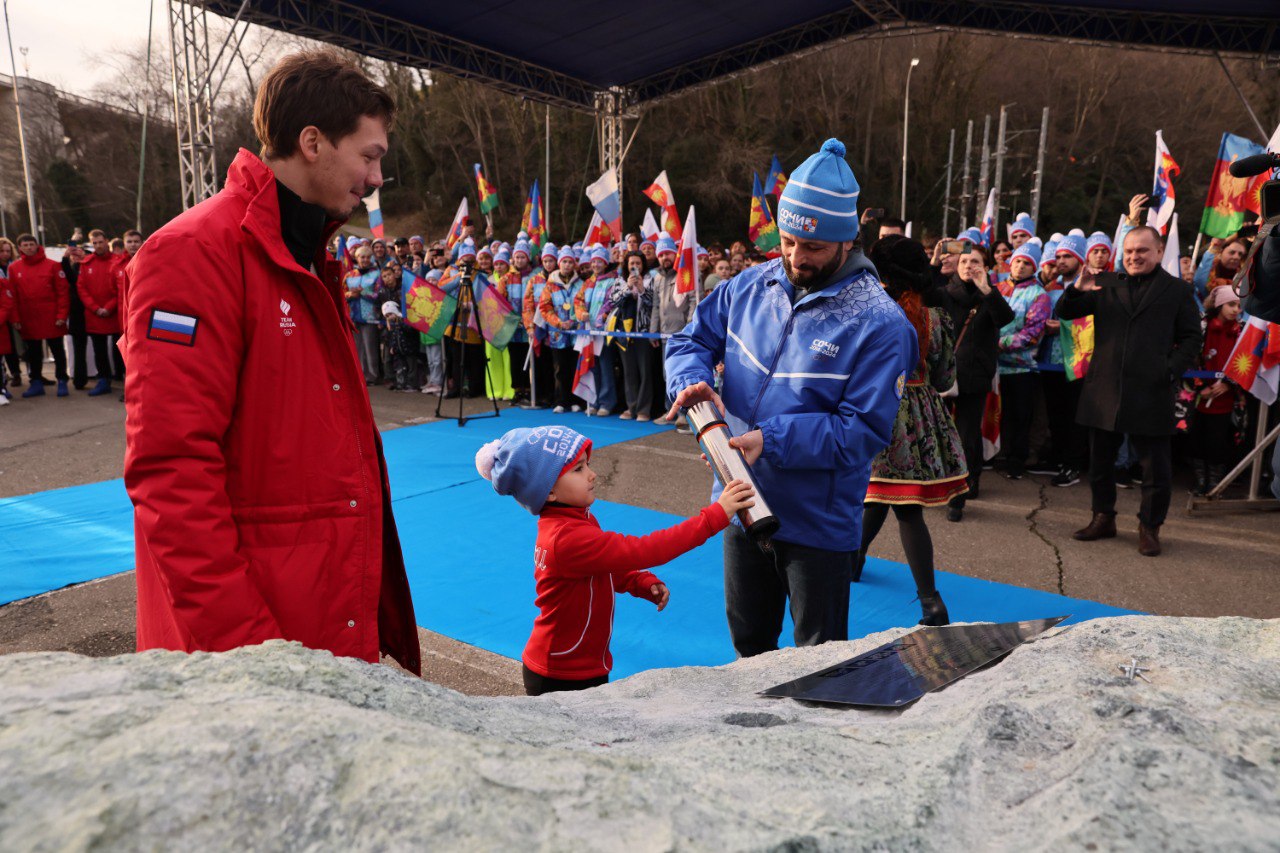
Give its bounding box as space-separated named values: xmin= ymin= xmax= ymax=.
xmin=169 ymin=0 xmax=219 ymax=210
xmin=172 ymin=0 xmax=1277 ymax=206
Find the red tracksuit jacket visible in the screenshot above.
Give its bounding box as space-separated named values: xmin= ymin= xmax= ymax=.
xmin=524 ymin=503 xmax=730 ymax=680
xmin=77 ymin=252 xmax=121 ymax=335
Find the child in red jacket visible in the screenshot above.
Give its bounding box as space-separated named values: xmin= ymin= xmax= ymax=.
xmin=476 ymin=424 xmax=754 ymax=696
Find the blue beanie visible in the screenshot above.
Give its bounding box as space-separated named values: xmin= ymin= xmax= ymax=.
xmin=696 ymin=244 xmax=708 ymax=258
xmin=557 ymin=245 xmax=577 ymax=262
xmin=1085 ymin=231 xmax=1113 ymax=256
xmin=777 ymin=138 xmax=861 ymax=243
xmin=590 ymin=244 xmax=609 ymax=263
xmin=477 ymin=245 xmax=493 ymax=259
xmin=513 ymin=240 xmax=531 ymax=258
xmin=1010 ymin=237 xmax=1042 ymax=269
xmin=541 ymin=242 xmax=559 ymax=260
xmin=1041 ymin=233 xmax=1063 ymax=267
xmin=517 ymin=230 xmax=529 ymax=241
xmin=494 ymin=248 xmax=511 ymax=265
xmin=457 ymin=238 xmax=477 ymax=260
xmin=1009 ymin=212 xmax=1036 ymax=240
xmin=959 ymin=227 xmax=985 ymax=247
xmin=1056 ymin=231 xmax=1086 ymax=263
xmin=656 ymin=234 xmax=678 ymax=255
xmin=640 ymin=237 xmax=656 ymax=249
xmin=475 ymin=426 xmax=591 ymax=515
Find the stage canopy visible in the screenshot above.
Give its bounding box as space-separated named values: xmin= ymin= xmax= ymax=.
xmin=200 ymin=0 xmax=1280 ymax=111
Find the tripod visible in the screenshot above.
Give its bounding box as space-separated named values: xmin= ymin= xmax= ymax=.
xmin=433 ymin=272 xmax=501 ymax=427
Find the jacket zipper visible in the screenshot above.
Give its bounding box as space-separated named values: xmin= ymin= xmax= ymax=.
xmin=748 ymin=302 xmax=799 ymax=428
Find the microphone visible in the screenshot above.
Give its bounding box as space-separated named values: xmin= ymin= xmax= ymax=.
xmin=1228 ymin=152 xmax=1280 ymax=178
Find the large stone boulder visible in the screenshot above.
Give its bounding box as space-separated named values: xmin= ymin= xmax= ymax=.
xmin=0 ymin=616 xmax=1276 ymax=851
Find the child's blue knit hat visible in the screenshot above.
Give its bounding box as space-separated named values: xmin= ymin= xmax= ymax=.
xmin=777 ymin=138 xmax=861 ymax=243
xmin=590 ymin=244 xmax=610 ymax=263
xmin=541 ymin=242 xmax=558 ymax=260
xmin=475 ymin=426 xmax=591 ymax=515
xmin=557 ymin=245 xmax=577 ymax=262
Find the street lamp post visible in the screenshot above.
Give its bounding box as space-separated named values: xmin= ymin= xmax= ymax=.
xmin=3 ymin=0 xmax=38 ymax=236
xmin=900 ymin=57 xmax=920 ymax=222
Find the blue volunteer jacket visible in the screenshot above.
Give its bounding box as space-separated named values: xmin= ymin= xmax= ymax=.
xmin=664 ymin=256 xmax=917 ymax=552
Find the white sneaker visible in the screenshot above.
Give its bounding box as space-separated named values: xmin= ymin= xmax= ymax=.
xmin=0 ymin=394 xmax=8 ymax=406
xmin=553 ymin=405 xmax=566 ymax=414
xmin=595 ymin=407 xmax=612 ymax=417
xmin=571 ymin=405 xmax=583 ymax=413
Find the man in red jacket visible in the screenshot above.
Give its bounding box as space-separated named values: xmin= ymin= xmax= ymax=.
xmin=77 ymin=229 xmax=123 ymax=397
xmin=9 ymin=233 xmax=70 ymax=397
xmin=121 ymin=50 xmax=420 ymax=674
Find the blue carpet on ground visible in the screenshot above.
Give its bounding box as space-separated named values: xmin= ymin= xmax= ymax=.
xmin=0 ymin=408 xmax=1136 ymax=675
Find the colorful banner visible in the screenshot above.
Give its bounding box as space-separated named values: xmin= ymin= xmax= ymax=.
xmin=640 ymin=209 xmax=661 ymax=243
xmin=405 ymin=275 xmax=456 ymax=343
xmin=643 ymin=170 xmax=682 ymax=241
xmin=1224 ymin=316 xmax=1280 ymax=405
xmin=765 ymin=154 xmax=788 ymax=198
xmin=474 ymin=164 xmax=499 ymax=215
xmin=476 ymin=280 xmax=521 ymax=349
xmin=585 ymin=168 xmax=623 ymax=243
xmin=572 ymin=336 xmax=597 ymax=406
xmin=674 ymin=206 xmax=698 ymax=307
xmin=1058 ymin=316 xmax=1094 ymax=381
xmin=446 ymin=198 xmax=469 ymax=251
xmin=1146 ymin=130 xmax=1180 ymax=234
xmin=978 ymin=188 xmax=997 ymax=247
xmin=749 ymin=172 xmax=780 ymax=255
xmin=527 ymin=179 xmax=545 ymax=247
xmin=1200 ymin=132 xmax=1267 ymax=239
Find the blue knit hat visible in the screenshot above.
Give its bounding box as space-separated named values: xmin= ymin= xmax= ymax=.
xmin=777 ymin=138 xmax=861 ymax=243
xmin=541 ymin=242 xmax=559 ymax=260
xmin=1056 ymin=230 xmax=1086 ymax=263
xmin=475 ymin=426 xmax=592 ymax=515
xmin=590 ymin=244 xmax=609 ymax=263
xmin=696 ymin=244 xmax=708 ymax=258
xmin=494 ymin=248 xmax=511 ymax=265
xmin=477 ymin=244 xmax=493 ymax=259
xmin=517 ymin=230 xmax=529 ymax=241
xmin=557 ymin=245 xmax=577 ymax=262
xmin=513 ymin=240 xmax=531 ymax=259
xmin=656 ymin=234 xmax=678 ymax=255
xmin=1041 ymin=233 xmax=1063 ymax=268
xmin=1010 ymin=237 xmax=1042 ymax=268
xmin=1009 ymin=212 xmax=1036 ymax=240
xmin=959 ymin=227 xmax=985 ymax=247
xmin=1085 ymin=231 xmax=1113 ymax=257
xmin=457 ymin=238 xmax=477 ymax=261
xmin=640 ymin=237 xmax=656 ymax=249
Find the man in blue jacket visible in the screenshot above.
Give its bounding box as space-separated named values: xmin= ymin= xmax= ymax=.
xmin=664 ymin=138 xmax=917 ymax=657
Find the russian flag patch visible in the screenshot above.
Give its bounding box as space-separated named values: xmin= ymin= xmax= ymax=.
xmin=147 ymin=309 xmax=199 ymax=347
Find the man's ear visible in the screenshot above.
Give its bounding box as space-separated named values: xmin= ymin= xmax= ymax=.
xmin=296 ymin=126 xmax=323 ymax=163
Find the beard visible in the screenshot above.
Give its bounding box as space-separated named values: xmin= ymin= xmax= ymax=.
xmin=783 ymin=245 xmax=846 ymax=290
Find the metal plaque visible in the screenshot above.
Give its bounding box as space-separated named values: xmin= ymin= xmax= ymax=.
xmin=759 ymin=616 xmax=1070 ymax=708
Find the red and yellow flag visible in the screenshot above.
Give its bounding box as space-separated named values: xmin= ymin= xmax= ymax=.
xmin=643 ymin=170 xmax=682 ymax=241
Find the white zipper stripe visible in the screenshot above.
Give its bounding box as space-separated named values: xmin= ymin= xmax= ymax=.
xmin=784 ymin=178 xmax=861 ymax=199
xmin=549 ymin=578 xmax=593 ymax=656
xmin=728 ymin=328 xmax=769 ymax=374
xmin=773 ymin=371 xmax=851 ymax=380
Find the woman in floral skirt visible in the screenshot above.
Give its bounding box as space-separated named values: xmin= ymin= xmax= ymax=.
xmin=854 ymin=235 xmax=969 ymax=626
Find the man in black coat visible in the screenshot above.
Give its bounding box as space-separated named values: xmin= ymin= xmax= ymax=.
xmin=1056 ymin=226 xmax=1201 ymax=556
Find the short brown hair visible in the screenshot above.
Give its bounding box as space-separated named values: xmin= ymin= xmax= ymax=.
xmin=88 ymin=229 xmax=106 ymax=239
xmin=254 ymin=50 xmax=395 ymax=160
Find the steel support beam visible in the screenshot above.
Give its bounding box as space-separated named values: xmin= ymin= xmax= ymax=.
xmin=169 ymin=0 xmax=219 ymax=209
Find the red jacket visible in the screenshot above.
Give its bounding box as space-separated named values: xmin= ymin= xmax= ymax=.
xmin=0 ymin=274 xmax=17 ymax=356
xmin=1199 ymin=316 xmax=1243 ymax=416
xmin=122 ymin=148 xmax=420 ymax=674
xmin=8 ymin=247 xmax=69 ymax=340
xmin=78 ymin=251 xmax=121 ymax=335
xmin=524 ymin=503 xmax=729 ymax=680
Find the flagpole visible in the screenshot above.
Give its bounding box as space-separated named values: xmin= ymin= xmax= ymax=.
xmin=1191 ymin=231 xmax=1204 ymax=265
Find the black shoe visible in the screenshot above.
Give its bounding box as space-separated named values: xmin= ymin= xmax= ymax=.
xmin=918 ymin=592 xmax=950 ymax=626
xmin=1114 ymin=467 xmax=1134 ymax=489
xmin=947 ymin=505 xmax=963 ymax=522
xmin=1027 ymin=460 xmax=1059 ymax=476
xmin=1002 ymin=464 xmax=1024 ymax=481
xmin=1051 ymin=467 xmax=1080 ymax=487
xmin=1129 ymin=463 xmax=1144 ymax=485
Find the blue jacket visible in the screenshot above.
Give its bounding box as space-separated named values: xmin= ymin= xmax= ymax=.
xmin=664 ymin=257 xmax=917 ymax=552
xmin=345 ymin=269 xmax=381 ymax=325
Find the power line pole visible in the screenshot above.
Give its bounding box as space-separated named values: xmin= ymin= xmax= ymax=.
xmin=3 ymin=0 xmax=38 ymax=235
xmin=976 ymin=114 xmax=992 ymax=227
xmin=942 ymin=127 xmax=955 ymax=237
xmin=959 ymin=119 xmax=973 ymax=231
xmin=1030 ymin=107 xmax=1049 ymax=228
xmin=992 ymin=105 xmax=1009 ymax=243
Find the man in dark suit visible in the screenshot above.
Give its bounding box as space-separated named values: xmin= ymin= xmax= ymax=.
xmin=1056 ymin=226 xmax=1201 ymax=556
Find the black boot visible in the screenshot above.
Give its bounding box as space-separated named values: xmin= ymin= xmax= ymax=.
xmin=1190 ymin=459 xmax=1209 ymax=496
xmin=918 ymin=591 xmax=950 ymax=626
xmin=1208 ymin=463 xmax=1229 ymax=495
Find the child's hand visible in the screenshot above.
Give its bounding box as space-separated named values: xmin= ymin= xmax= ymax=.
xmin=716 ymin=479 xmax=756 ymax=521
xmin=651 ymin=583 xmax=670 ymax=611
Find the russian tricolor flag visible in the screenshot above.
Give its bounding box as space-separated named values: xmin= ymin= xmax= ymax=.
xmin=147 ymin=309 xmax=199 ymax=346
xmin=585 ymin=168 xmax=622 ymax=245
xmin=363 ymin=188 xmax=384 ymax=239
